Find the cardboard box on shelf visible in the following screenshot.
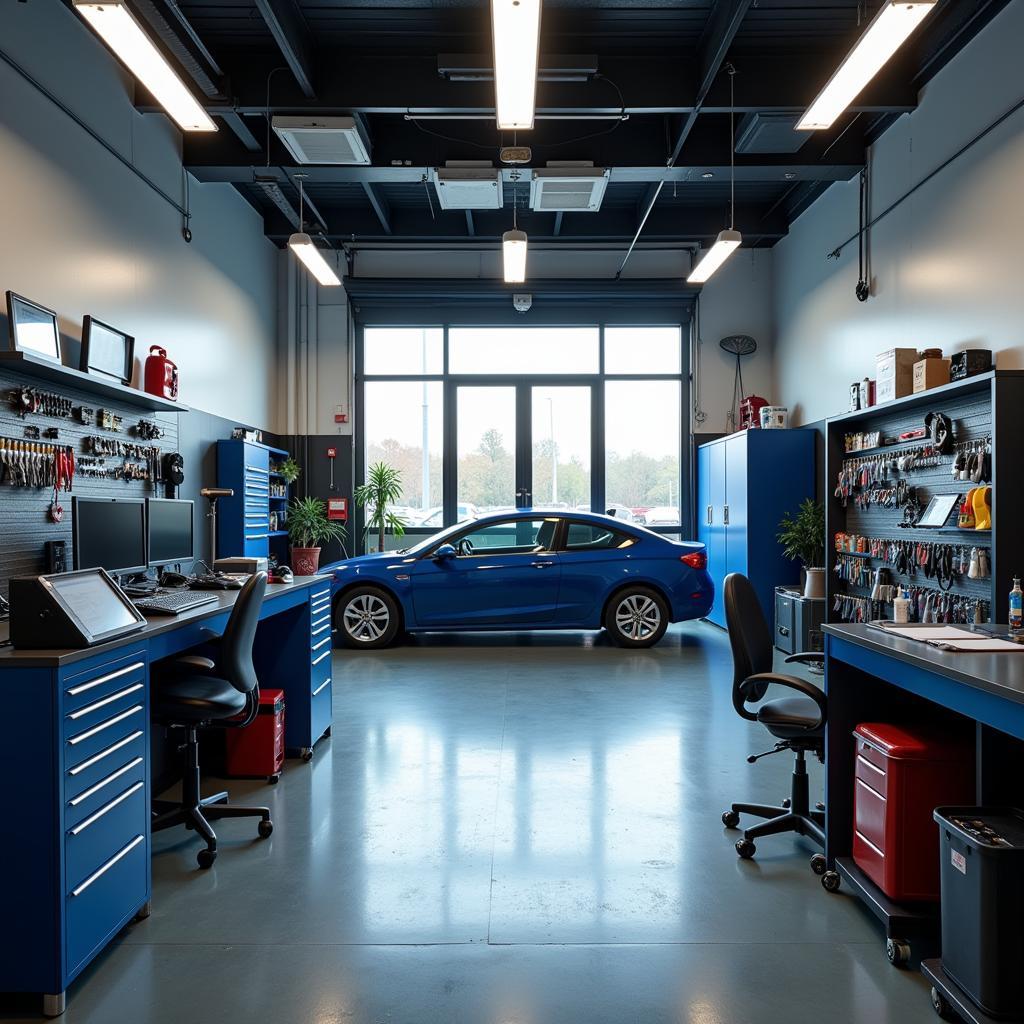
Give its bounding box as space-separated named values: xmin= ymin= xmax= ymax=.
xmin=913 ymin=357 xmax=951 ymax=393
xmin=876 ymin=348 xmax=918 ymax=404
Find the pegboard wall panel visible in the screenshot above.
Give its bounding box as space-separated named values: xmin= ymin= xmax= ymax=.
xmin=0 ymin=368 xmax=180 ymax=594
xmin=830 ymin=387 xmax=994 ymax=621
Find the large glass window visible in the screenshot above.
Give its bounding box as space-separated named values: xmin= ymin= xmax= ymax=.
xmin=604 ymin=380 xmax=681 ymax=527
xmin=448 ymin=327 xmax=599 ymax=375
xmin=364 ymin=327 xmax=443 ymax=375
xmin=363 ymin=380 xmax=443 ymax=526
xmin=359 ymin=323 xmax=687 ymax=551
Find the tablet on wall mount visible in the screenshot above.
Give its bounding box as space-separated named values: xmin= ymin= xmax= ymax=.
xmin=917 ymin=493 xmax=962 ymax=529
xmin=81 ymin=315 xmax=135 ymax=385
xmin=5 ymin=291 xmax=62 ymax=363
xmin=9 ymin=568 xmax=146 ymax=649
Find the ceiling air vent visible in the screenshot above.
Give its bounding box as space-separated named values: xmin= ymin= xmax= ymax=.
xmin=529 ymin=165 xmax=609 ymax=212
xmin=271 ymin=116 xmax=371 ymax=165
xmin=431 ymin=163 xmax=503 ymax=210
xmin=734 ymin=113 xmax=808 ymax=155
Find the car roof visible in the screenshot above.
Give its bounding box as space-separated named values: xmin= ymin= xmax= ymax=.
xmin=470 ymin=508 xmax=645 ymax=530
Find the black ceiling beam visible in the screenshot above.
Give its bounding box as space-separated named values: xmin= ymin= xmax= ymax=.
xmin=362 ymin=183 xmax=392 ymax=235
xmin=667 ymin=0 xmax=753 ymax=167
xmin=465 ymin=210 xmax=475 ymax=237
xmin=147 ymin=54 xmax=917 ymax=118
xmin=252 ymin=0 xmax=316 ymax=98
xmin=219 ymin=112 xmax=263 ymax=153
xmin=259 ymin=201 xmax=787 ymax=245
xmin=130 ymin=0 xmax=223 ymax=96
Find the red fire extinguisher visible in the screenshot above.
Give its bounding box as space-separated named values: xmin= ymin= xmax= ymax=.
xmin=144 ymin=346 xmax=179 ymax=401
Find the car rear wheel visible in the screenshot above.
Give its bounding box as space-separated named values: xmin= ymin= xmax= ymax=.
xmin=604 ymin=586 xmax=669 ymax=648
xmin=336 ymin=586 xmax=401 ymax=649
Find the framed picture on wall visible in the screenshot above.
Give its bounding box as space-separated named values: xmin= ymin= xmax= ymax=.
xmin=80 ymin=315 xmax=135 ymax=385
xmin=5 ymin=291 xmax=62 ymax=363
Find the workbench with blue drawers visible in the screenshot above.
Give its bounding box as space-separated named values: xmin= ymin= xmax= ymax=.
xmin=0 ymin=575 xmax=334 ymax=1017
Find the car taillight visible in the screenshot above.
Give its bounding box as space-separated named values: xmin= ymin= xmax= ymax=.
xmin=680 ymin=551 xmax=707 ymax=570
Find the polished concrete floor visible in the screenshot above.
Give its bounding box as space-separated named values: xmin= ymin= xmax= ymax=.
xmin=6 ymin=623 xmax=937 ymax=1022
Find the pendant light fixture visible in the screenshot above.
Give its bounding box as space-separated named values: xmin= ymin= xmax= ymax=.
xmin=503 ymin=171 xmax=528 ymax=284
xmin=798 ymin=0 xmax=937 ymax=131
xmin=288 ymin=176 xmax=341 ymax=287
xmin=73 ymin=1 xmax=216 ymax=132
xmin=491 ymin=0 xmax=542 ymax=130
xmin=688 ymin=65 xmax=741 ymax=285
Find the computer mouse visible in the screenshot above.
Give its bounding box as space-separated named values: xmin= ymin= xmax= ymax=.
xmin=278 ymin=566 xmax=294 ymax=584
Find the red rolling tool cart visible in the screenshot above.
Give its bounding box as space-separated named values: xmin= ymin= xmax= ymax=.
xmin=852 ymin=722 xmax=973 ymax=902
xmin=225 ymin=689 xmax=286 ymax=783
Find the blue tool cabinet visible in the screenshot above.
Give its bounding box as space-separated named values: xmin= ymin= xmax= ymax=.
xmin=696 ymin=429 xmax=816 ymax=627
xmin=216 ymin=440 xmax=292 ymax=561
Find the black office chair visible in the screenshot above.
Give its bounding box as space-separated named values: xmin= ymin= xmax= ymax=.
xmin=152 ymin=571 xmax=273 ymax=868
xmin=720 ymin=572 xmax=827 ymax=870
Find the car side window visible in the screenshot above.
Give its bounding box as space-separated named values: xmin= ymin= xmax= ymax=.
xmin=564 ymin=522 xmax=635 ymax=551
xmin=453 ymin=518 xmax=558 ymax=556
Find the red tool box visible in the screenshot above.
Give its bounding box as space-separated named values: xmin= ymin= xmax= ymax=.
xmin=225 ymin=688 xmax=285 ymax=783
xmin=853 ymin=722 xmax=973 ymax=902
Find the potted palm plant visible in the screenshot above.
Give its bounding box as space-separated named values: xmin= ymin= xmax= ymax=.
xmin=777 ymin=498 xmax=827 ymax=599
xmin=287 ymin=496 xmax=347 ymax=576
xmin=355 ymin=462 xmax=407 ymax=553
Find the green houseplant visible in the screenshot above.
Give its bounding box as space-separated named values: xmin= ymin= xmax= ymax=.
xmin=777 ymin=498 xmax=827 ymax=599
xmin=277 ymin=456 xmax=301 ymax=485
xmin=355 ymin=462 xmax=407 ymax=552
xmin=287 ymin=496 xmax=347 ymax=576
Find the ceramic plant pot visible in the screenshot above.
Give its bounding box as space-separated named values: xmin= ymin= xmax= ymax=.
xmin=803 ymin=567 xmax=826 ymax=600
xmin=290 ymin=547 xmax=321 ymax=577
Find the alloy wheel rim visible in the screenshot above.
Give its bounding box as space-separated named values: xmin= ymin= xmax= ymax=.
xmin=343 ymin=594 xmax=390 ymax=642
xmin=614 ymin=594 xmax=661 ymax=640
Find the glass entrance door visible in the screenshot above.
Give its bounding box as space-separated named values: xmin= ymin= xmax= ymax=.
xmin=455 ymin=383 xmax=593 ymax=516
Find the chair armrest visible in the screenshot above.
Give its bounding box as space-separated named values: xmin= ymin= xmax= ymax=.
xmin=741 ymin=672 xmax=827 ymax=728
xmin=785 ymin=651 xmax=825 ymax=665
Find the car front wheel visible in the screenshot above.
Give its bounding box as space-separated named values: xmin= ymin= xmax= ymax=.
xmin=604 ymin=587 xmax=669 ymax=648
xmin=336 ymin=586 xmax=401 ymax=649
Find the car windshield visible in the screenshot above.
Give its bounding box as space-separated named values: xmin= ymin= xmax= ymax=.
xmin=396 ymin=520 xmax=476 ymax=555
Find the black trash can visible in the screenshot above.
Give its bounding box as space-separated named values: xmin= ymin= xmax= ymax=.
xmin=934 ymin=807 xmax=1024 ymax=1018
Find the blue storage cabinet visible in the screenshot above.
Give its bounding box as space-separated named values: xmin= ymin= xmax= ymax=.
xmin=216 ymin=441 xmax=292 ymax=563
xmin=0 ymin=646 xmax=152 ymax=1015
xmin=697 ymin=429 xmax=815 ymax=627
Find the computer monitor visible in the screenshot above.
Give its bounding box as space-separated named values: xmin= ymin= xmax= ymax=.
xmin=147 ymin=498 xmax=194 ymax=567
xmin=72 ymin=497 xmax=147 ymax=577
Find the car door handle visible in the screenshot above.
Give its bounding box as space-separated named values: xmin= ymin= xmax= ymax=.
xmin=531 ymin=561 xmax=555 ymax=569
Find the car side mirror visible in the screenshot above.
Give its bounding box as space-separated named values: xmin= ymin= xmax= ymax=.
xmin=434 ymin=543 xmax=457 ymax=561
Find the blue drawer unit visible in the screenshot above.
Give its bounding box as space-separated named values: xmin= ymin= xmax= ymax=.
xmin=216 ymin=440 xmax=293 ymax=563
xmin=0 ymin=645 xmax=151 ymax=1016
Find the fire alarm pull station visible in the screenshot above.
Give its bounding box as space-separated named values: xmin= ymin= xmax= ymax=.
xmin=327 ymin=446 xmax=337 ymax=489
xmin=328 ymin=498 xmax=348 ymax=521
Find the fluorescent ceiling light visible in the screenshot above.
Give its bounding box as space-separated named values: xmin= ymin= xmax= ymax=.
xmin=74 ymin=2 xmax=217 ymax=132
xmin=289 ymin=233 xmax=341 ymax=287
xmin=797 ymin=0 xmax=936 ymax=130
xmin=502 ymin=229 xmax=528 ymax=284
xmin=491 ymin=0 xmax=542 ymax=130
xmin=687 ymin=229 xmax=742 ymax=284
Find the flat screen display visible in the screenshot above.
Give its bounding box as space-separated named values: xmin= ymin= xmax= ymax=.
xmin=73 ymin=497 xmax=147 ymax=575
xmin=48 ymin=571 xmax=141 ymax=636
xmin=82 ymin=316 xmax=133 ymax=383
xmin=147 ymin=498 xmax=194 ymax=565
xmin=8 ymin=293 xmax=61 ymax=361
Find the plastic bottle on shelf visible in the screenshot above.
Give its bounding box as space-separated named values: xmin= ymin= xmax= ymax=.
xmin=893 ymin=587 xmax=911 ymax=624
xmin=1010 ymin=578 xmax=1023 ymax=632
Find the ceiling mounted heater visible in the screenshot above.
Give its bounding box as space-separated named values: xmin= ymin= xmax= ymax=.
xmin=271 ymin=116 xmax=371 ymax=165
xmin=431 ymin=164 xmax=503 ymax=210
xmin=529 ymin=166 xmax=609 ymax=213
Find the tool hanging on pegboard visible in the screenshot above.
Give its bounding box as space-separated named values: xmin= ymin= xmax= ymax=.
xmin=0 ymin=437 xmax=75 ymax=491
xmin=8 ymin=387 xmax=73 ymax=420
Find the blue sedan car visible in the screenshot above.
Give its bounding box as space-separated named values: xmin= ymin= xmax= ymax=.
xmin=324 ymin=510 xmax=713 ymax=649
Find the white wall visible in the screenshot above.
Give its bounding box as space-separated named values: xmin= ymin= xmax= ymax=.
xmin=0 ymin=3 xmax=279 ymax=430
xmin=773 ymin=0 xmax=1024 ymax=426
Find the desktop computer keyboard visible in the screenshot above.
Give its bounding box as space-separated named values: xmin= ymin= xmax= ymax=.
xmin=133 ymin=591 xmax=219 ymax=616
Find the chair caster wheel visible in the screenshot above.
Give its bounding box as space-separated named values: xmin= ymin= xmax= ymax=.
xmin=258 ymin=819 xmax=274 ymax=839
xmin=736 ymin=839 xmax=756 ymax=859
xmin=268 ymin=774 xmax=280 ymax=785
xmin=931 ymin=986 xmax=957 ymax=1020
xmin=887 ymin=938 xmax=911 ymax=968
xmin=821 ymin=870 xmax=841 ymax=893
xmin=301 ymin=748 xmax=313 ymax=762
xmin=782 ymin=798 xmax=791 ymax=808
xmin=810 ymin=854 xmax=827 ymax=876
xmin=197 ymin=848 xmax=217 ymax=869
xmin=722 ymin=809 xmax=740 ymax=829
